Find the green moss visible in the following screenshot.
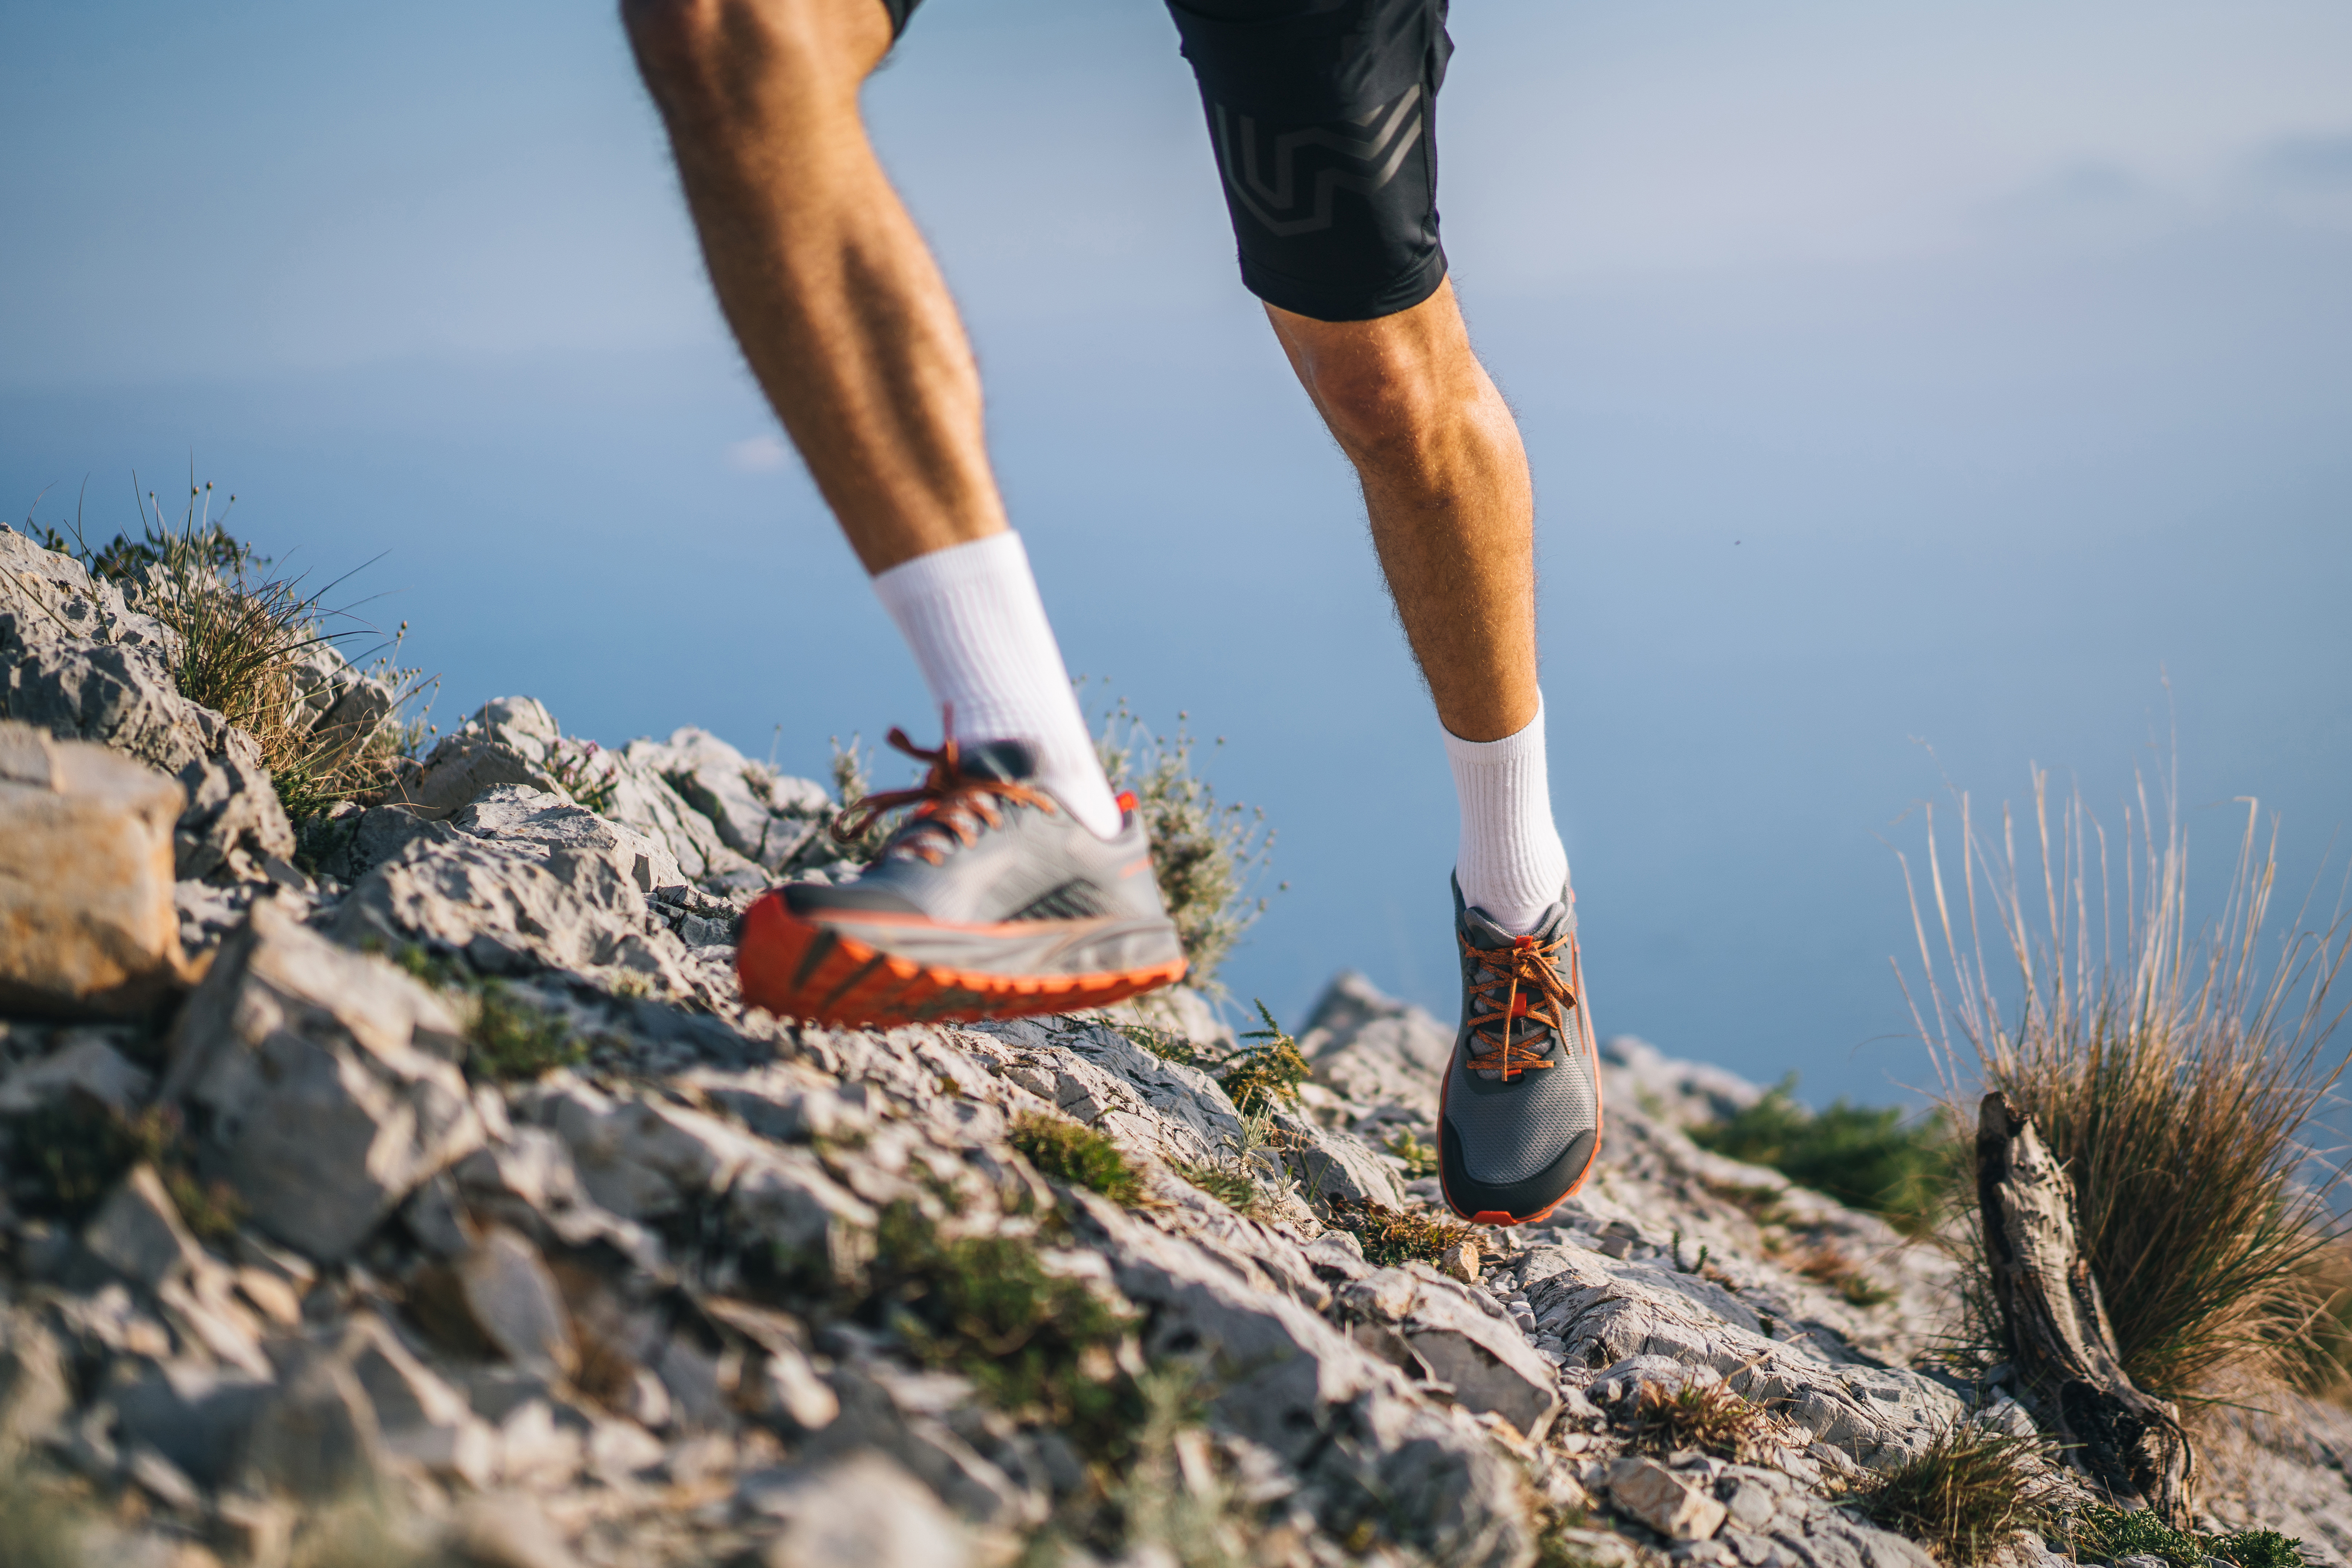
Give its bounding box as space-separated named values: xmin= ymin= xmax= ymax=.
xmin=1012 ymin=1112 xmax=1149 ymax=1207
xmin=1856 ymin=1424 xmax=2054 ymax=1568
xmin=2 ymin=1097 xmax=243 ymax=1243
xmin=2068 ymin=1503 xmax=2301 ymax=1568
xmin=464 ymin=983 xmax=585 ymax=1081
xmin=1689 ymin=1077 xmax=1955 ymax=1236
xmin=866 ymin=1204 xmax=1147 ymax=1458
xmin=1325 ymin=1197 xmax=1477 ymax=1269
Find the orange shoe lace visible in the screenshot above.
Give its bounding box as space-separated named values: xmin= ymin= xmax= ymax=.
xmin=1461 ymin=930 xmax=1577 ymax=1082
xmin=829 ymin=707 xmax=1059 ymax=867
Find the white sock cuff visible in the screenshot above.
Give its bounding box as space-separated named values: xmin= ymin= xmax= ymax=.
xmin=868 ymin=530 xmax=1121 ymax=837
xmin=1441 ymin=693 xmax=1548 ymax=766
xmin=872 ymin=530 xmax=1040 ymax=627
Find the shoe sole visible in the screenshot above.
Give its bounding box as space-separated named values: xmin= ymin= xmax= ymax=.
xmin=736 ymin=892 xmax=1188 ymax=1026
xmin=1439 ymin=936 xmax=1605 ymax=1227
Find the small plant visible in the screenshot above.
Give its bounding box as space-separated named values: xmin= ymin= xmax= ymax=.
xmin=1688 ymin=1078 xmax=1953 ymax=1237
xmin=1 ymin=1096 xmax=243 ymax=1243
xmin=1012 ymin=1112 xmax=1149 ymax=1207
xmin=1384 ymin=1127 xmax=1440 ymax=1178
xmin=1217 ymin=1001 xmax=1310 ymax=1116
xmin=1111 ymin=1021 xmax=1200 ymax=1068
xmin=1855 ymin=1423 xmax=2057 ymax=1568
xmin=1900 ymin=765 xmax=2352 ymax=1402
xmin=1170 ymin=1157 xmax=1264 ymax=1215
xmin=1325 ymin=1197 xmax=1479 ymax=1269
xmin=827 ymin=734 xmax=891 ymax=865
xmin=1622 ymin=1377 xmax=1787 ymax=1465
xmin=2064 ymin=1501 xmax=2301 ymax=1568
xmin=465 ymin=984 xmax=585 ymax=1081
xmin=864 ymin=1203 xmax=1147 ymax=1457
xmin=1095 ymin=698 xmax=1274 ymax=990
xmin=548 ymin=737 xmax=620 ymax=814
xmin=22 ymin=475 xmax=435 ymax=821
xmin=1794 ymin=1244 xmax=1896 ymax=1308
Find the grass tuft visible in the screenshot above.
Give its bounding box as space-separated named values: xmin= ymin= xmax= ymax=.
xmin=1855 ymin=1423 xmax=2057 ymax=1568
xmin=1325 ymin=1196 xmax=1478 ymax=1269
xmin=1011 ymin=1112 xmax=1149 ymax=1207
xmin=1216 ymin=1001 xmax=1310 ymax=1116
xmin=1900 ymin=765 xmax=2352 ymax=1402
xmin=48 ymin=477 xmax=434 ymax=822
xmin=1384 ymin=1126 xmax=1441 ymax=1177
xmin=865 ymin=1203 xmax=1147 ymax=1458
xmin=1794 ymin=1243 xmax=1897 ymax=1309
xmin=2065 ymin=1501 xmax=2301 ymax=1568
xmin=1169 ymin=1157 xmax=1264 ymax=1216
xmin=1688 ymin=1077 xmax=1954 ymax=1237
xmin=1095 ymin=699 xmax=1274 ymax=990
xmin=2 ymin=1095 xmax=243 ymax=1242
xmin=1622 ymin=1377 xmax=1788 ymax=1465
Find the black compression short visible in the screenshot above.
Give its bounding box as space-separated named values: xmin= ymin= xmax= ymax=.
xmin=882 ymin=0 xmax=1453 ymax=323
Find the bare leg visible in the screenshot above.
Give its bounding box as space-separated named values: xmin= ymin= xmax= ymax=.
xmin=622 ymin=0 xmax=1007 ymax=574
xmin=1265 ymin=280 xmax=1538 ymax=744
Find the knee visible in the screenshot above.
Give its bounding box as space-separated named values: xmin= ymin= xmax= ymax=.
xmin=1300 ymin=336 xmax=1455 ymax=472
xmin=622 ymin=0 xmax=874 ymax=115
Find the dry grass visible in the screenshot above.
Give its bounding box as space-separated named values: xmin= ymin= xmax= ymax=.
xmin=1856 ymin=1423 xmax=2058 ymax=1568
xmin=1621 ymin=1377 xmax=1788 ymax=1465
xmin=1094 ymin=697 xmax=1274 ymax=991
xmin=1899 ymin=762 xmax=2352 ymax=1403
xmin=39 ymin=477 xmax=433 ymax=821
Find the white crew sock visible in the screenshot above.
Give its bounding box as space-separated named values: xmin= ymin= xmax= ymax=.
xmin=1445 ymin=693 xmax=1572 ymax=934
xmin=871 ymin=531 xmax=1122 ymax=838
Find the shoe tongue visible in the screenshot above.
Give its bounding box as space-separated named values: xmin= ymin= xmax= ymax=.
xmin=956 ymin=738 xmax=1038 ymax=784
xmin=1462 ymin=900 xmax=1568 ymax=948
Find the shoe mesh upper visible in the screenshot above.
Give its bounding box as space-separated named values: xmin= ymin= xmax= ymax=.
xmin=1443 ymin=882 xmax=1598 ymax=1188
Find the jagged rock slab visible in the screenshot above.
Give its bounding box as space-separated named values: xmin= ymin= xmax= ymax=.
xmin=163 ymin=898 xmax=485 ymax=1258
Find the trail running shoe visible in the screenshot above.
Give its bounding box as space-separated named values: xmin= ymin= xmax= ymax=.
xmin=736 ymin=720 xmax=1185 ymax=1026
xmin=1438 ymin=876 xmax=1601 ymax=1225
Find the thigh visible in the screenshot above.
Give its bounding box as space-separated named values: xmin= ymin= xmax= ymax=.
xmin=1165 ymin=0 xmax=1454 ymax=322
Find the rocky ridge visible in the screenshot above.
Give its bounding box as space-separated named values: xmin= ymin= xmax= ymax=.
xmin=4 ymin=520 xmax=2352 ymax=1568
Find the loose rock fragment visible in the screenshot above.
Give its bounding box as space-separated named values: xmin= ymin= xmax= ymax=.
xmin=1609 ymin=1456 xmax=1729 ymax=1540
xmin=164 ymin=898 xmax=483 ymax=1259
xmin=0 ymin=720 xmax=185 ymax=1016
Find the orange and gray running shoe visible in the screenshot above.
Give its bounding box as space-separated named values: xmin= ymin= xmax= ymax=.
xmin=1437 ymin=876 xmax=1602 ymax=1225
xmin=736 ymin=721 xmax=1185 ymax=1027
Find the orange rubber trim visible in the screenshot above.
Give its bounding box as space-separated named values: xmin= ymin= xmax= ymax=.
xmin=735 ymin=892 xmax=1187 ymax=1027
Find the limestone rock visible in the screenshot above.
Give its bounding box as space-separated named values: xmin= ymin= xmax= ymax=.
xmin=641 ymin=726 xmax=832 ymax=874
xmin=164 ymin=899 xmax=484 ymax=1259
xmin=0 ymin=531 xmax=293 ymax=882
xmin=1609 ymin=1457 xmax=1729 ymax=1540
xmin=0 ymin=721 xmax=185 ymax=1016
xmin=82 ymin=1165 xmax=207 ymax=1290
xmin=1297 ymin=970 xmax=1453 ymax=1116
xmin=0 ymin=1031 xmax=154 ymax=1113
xmin=0 ymin=1305 xmax=71 ymax=1455
xmin=456 ymin=784 xmax=686 ymax=896
xmin=238 ymin=1346 xmax=385 ymax=1500
xmin=335 ymin=831 xmax=692 ymax=989
xmin=745 ymin=1450 xmax=972 ymax=1568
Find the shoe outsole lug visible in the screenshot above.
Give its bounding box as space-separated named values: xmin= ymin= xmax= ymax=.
xmin=736 ymin=892 xmax=1187 ymax=1026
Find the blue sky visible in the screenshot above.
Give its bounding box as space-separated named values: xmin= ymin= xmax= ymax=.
xmin=6 ymin=0 xmax=2349 ymax=1104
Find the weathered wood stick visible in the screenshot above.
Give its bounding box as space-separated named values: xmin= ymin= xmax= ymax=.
xmin=1976 ymin=1091 xmax=2195 ymax=1525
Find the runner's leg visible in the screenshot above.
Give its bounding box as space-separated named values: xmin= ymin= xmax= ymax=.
xmin=622 ymin=0 xmax=1117 ymax=834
